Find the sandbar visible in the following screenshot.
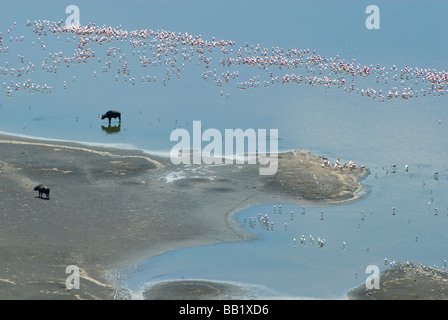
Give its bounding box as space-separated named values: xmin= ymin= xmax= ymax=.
xmin=0 ymin=132 xmax=369 ymax=299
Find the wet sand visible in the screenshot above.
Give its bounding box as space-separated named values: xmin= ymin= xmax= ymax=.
xmin=0 ymin=132 xmax=370 ymax=299
xmin=141 ymin=280 xmax=257 ymax=300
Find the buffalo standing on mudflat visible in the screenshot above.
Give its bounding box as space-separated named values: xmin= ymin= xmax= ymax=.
xmin=101 ymin=110 xmax=121 ymax=124
xmin=34 ymin=184 xmax=50 ymax=200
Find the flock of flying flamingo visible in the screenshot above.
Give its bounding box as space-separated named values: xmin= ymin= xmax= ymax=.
xmin=0 ymin=19 xmax=447 ymax=102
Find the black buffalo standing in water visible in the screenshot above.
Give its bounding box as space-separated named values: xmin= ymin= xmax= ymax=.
xmin=101 ymin=110 xmax=121 ymax=124
xmin=34 ymin=184 xmax=50 ymax=200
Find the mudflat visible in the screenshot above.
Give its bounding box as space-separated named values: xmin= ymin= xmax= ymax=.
xmin=347 ymin=262 xmax=448 ymax=300
xmin=0 ymin=133 xmax=369 ymax=299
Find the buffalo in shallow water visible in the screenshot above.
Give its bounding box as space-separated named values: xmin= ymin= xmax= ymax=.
xmin=101 ymin=110 xmax=121 ymax=124
xmin=34 ymin=184 xmax=50 ymax=200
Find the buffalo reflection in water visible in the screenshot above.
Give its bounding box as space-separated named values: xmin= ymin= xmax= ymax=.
xmin=101 ymin=123 xmax=121 ymax=135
